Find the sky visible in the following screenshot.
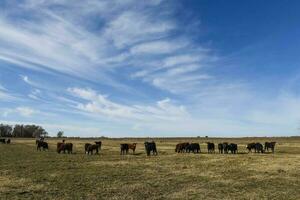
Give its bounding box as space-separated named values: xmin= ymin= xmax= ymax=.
xmin=1 ymin=0 xmax=300 ymax=137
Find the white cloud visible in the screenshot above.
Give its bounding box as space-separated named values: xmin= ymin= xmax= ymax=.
xmin=0 ymin=0 xmax=199 ymax=94
xmin=16 ymin=107 xmax=37 ymax=117
xmin=130 ymin=40 xmax=186 ymax=55
xmin=20 ymin=75 xmax=33 ymax=85
xmin=0 ymin=0 xmax=217 ymax=100
xmin=103 ymin=11 xmax=174 ymax=49
xmin=163 ymin=54 xmax=203 ymax=68
xmin=68 ymin=87 xmax=188 ymax=121
xmin=2 ymin=107 xmax=38 ymax=117
xmin=0 ymin=84 xmax=6 ymax=91
xmin=28 ymin=89 xmax=41 ymax=100
xmin=0 ymin=91 xmax=13 ymax=101
xmin=166 ymin=64 xmax=202 ymax=76
xmin=135 ymin=61 xmax=211 ymax=94
xmin=0 ymin=86 xmax=19 ymax=101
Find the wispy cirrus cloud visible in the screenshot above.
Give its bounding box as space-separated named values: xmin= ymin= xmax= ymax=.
xmin=103 ymin=10 xmax=175 ymax=49
xmin=2 ymin=106 xmax=38 ymax=117
xmin=0 ymin=0 xmax=235 ymax=136
xmin=0 ymin=84 xmax=19 ymax=101
xmin=0 ymin=0 xmax=214 ymax=94
xmin=130 ymin=40 xmax=187 ymax=55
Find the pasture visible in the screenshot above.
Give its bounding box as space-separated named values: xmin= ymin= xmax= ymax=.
xmin=1 ymin=137 xmax=300 ymax=200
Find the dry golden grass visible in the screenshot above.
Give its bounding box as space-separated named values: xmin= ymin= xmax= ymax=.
xmin=1 ymin=137 xmax=300 ymax=199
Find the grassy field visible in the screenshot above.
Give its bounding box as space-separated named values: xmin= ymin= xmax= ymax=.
xmin=1 ymin=137 xmax=300 ymax=200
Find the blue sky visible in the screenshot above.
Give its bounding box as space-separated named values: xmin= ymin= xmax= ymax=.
xmin=1 ymin=0 xmax=300 ymax=137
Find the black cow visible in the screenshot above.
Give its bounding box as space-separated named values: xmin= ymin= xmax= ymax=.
xmin=6 ymin=139 xmax=10 ymax=144
xmin=85 ymin=143 xmax=92 ymax=154
xmin=175 ymin=142 xmax=189 ymax=153
xmin=255 ymin=143 xmax=264 ymax=153
xmin=223 ymin=142 xmax=229 ymax=154
xmin=218 ymin=143 xmax=223 ymax=154
xmin=265 ymin=142 xmax=276 ymax=153
xmin=228 ymin=143 xmax=238 ymax=154
xmin=120 ymin=144 xmax=129 ymax=155
xmin=144 ymin=141 xmax=158 ymax=156
xmin=87 ymin=143 xmax=101 ymax=155
xmin=186 ymin=143 xmax=200 ymax=153
xmin=246 ymin=143 xmax=256 ymax=153
xmin=85 ymin=141 xmax=101 ymax=155
xmin=95 ymin=141 xmax=101 ymax=150
xmin=36 ymin=141 xmax=48 ymax=151
xmin=218 ymin=142 xmax=229 ymax=154
xmin=207 ymin=142 xmax=215 ymax=153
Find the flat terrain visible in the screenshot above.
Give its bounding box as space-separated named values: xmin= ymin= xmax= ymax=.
xmin=1 ymin=137 xmax=300 ymax=200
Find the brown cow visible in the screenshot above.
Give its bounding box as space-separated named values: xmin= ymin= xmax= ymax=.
xmin=128 ymin=143 xmax=137 ymax=154
xmin=120 ymin=143 xmax=137 ymax=155
xmin=57 ymin=142 xmax=73 ymax=154
xmin=57 ymin=142 xmax=63 ymax=152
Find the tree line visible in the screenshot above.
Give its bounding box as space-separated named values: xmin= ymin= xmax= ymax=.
xmin=0 ymin=124 xmax=48 ymax=138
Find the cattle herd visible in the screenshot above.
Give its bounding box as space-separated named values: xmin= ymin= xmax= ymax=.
xmin=27 ymin=138 xmax=277 ymax=156
xmin=0 ymin=138 xmax=277 ymax=155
